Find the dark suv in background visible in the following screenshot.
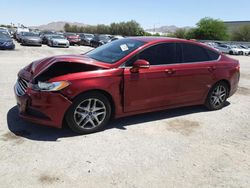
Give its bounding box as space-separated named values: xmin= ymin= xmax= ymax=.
xmin=79 ymin=33 xmax=94 ymax=46
xmin=90 ymin=34 xmax=111 ymax=47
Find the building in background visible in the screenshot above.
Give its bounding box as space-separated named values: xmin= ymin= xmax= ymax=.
xmin=224 ymin=21 xmax=250 ymax=33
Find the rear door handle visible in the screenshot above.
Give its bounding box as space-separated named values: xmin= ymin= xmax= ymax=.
xmin=208 ymin=66 xmax=216 ymax=72
xmin=165 ymin=69 xmax=176 ymax=75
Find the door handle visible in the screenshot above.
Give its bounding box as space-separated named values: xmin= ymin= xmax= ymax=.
xmin=165 ymin=69 xmax=176 ymax=75
xmin=208 ymin=66 xmax=216 ymax=72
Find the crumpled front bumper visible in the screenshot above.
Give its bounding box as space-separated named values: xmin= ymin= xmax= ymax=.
xmin=14 ymin=84 xmax=72 ymax=128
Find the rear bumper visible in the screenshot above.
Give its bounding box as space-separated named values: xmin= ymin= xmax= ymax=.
xmin=15 ymin=86 xmax=72 ymax=128
xmin=68 ymin=39 xmax=81 ymax=44
xmin=229 ymin=71 xmax=240 ymax=97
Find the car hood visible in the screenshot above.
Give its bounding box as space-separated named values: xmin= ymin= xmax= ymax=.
xmin=20 ymin=55 xmax=111 ymax=80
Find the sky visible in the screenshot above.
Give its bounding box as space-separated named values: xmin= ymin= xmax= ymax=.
xmin=0 ymin=0 xmax=249 ymax=29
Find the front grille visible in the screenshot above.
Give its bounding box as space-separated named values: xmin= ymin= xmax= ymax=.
xmin=15 ymin=78 xmax=28 ymax=96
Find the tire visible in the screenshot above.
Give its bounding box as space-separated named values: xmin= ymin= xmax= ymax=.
xmin=205 ymin=82 xmax=229 ymax=110
xmin=65 ymin=92 xmax=111 ymax=134
xmin=229 ymin=51 xmax=233 ymax=55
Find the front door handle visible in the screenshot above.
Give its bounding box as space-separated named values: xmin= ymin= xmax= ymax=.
xmin=165 ymin=69 xmax=176 ymax=75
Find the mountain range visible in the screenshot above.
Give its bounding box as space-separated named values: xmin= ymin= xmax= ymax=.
xmin=30 ymin=21 xmax=88 ymax=31
xmin=30 ymin=21 xmax=191 ymax=33
xmin=145 ymin=25 xmax=192 ymax=34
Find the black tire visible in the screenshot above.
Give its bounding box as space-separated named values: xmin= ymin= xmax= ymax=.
xmin=205 ymin=82 xmax=229 ymax=110
xmin=65 ymin=92 xmax=111 ymax=134
xmin=229 ymin=51 xmax=233 ymax=55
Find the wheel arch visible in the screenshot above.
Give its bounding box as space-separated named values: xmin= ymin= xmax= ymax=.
xmin=216 ymin=79 xmax=231 ymax=96
xmin=205 ymin=79 xmax=231 ymax=100
xmin=68 ymin=89 xmax=116 ymax=119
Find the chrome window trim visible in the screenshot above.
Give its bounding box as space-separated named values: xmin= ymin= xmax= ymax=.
xmin=119 ymin=42 xmax=221 ymax=68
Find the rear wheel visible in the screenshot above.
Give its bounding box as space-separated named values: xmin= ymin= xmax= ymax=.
xmin=66 ymin=92 xmax=111 ymax=134
xmin=205 ymin=82 xmax=229 ymax=110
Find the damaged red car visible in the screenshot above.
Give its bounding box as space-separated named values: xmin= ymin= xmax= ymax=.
xmin=15 ymin=37 xmax=240 ymax=134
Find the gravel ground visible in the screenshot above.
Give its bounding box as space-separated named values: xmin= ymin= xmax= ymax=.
xmin=0 ymin=41 xmax=250 ymax=188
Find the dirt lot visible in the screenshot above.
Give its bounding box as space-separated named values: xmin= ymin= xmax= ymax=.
xmin=0 ymin=42 xmax=250 ymax=188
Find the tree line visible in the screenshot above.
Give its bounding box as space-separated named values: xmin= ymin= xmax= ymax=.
xmin=64 ymin=18 xmax=250 ymax=42
xmin=169 ymin=17 xmax=250 ymax=42
xmin=64 ymin=20 xmax=144 ymax=36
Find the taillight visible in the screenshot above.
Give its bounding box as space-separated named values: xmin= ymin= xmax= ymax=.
xmin=235 ymin=64 xmax=240 ymax=72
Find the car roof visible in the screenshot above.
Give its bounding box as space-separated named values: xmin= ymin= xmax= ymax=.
xmin=129 ymin=36 xmax=192 ymax=43
xmin=128 ymin=37 xmax=220 ymax=53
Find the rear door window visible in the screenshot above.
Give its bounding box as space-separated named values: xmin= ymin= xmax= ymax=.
xmin=206 ymin=49 xmax=220 ymax=61
xmin=182 ymin=43 xmax=210 ymax=63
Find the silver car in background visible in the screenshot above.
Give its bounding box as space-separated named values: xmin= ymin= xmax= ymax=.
xmin=20 ymin=32 xmax=42 ymax=46
xmin=47 ymin=35 xmax=69 ymax=48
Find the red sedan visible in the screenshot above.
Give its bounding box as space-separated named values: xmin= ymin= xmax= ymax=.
xmin=15 ymin=37 xmax=240 ymax=134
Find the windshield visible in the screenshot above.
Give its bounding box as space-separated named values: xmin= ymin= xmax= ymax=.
xmin=240 ymin=45 xmax=247 ymax=49
xmin=0 ymin=31 xmax=9 ymax=36
xmin=51 ymin=35 xmax=65 ymax=39
xmin=23 ymin=32 xmax=39 ymax=37
xmin=86 ymin=39 xmax=145 ymax=64
xmin=0 ymin=33 xmax=10 ymax=39
xmin=85 ymin=34 xmax=94 ymax=38
xmin=65 ymin=33 xmax=77 ymax=36
xmin=99 ymin=35 xmax=110 ymax=41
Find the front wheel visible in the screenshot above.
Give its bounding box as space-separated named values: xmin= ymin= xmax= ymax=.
xmin=65 ymin=92 xmax=111 ymax=134
xmin=205 ymin=82 xmax=229 ymax=110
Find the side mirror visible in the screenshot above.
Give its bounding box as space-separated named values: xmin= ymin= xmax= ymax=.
xmin=130 ymin=59 xmax=150 ymax=73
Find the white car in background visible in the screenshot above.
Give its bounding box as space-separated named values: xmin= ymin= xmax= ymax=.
xmin=239 ymin=45 xmax=250 ymax=55
xmin=229 ymin=45 xmax=246 ymax=55
xmin=47 ymin=35 xmax=69 ymax=48
xmin=215 ymin=44 xmax=246 ymax=55
xmin=214 ymin=44 xmax=231 ymax=54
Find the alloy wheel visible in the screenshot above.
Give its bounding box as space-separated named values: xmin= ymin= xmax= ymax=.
xmin=210 ymin=85 xmax=227 ymax=108
xmin=73 ymin=98 xmax=106 ymax=129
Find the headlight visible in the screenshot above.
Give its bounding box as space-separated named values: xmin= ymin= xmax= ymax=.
xmin=36 ymin=81 xmax=70 ymax=91
xmin=4 ymin=41 xmax=13 ymax=46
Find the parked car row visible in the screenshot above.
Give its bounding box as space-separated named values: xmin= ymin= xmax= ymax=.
xmin=204 ymin=42 xmax=250 ymax=56
xmin=1 ymin=26 xmax=125 ymax=50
